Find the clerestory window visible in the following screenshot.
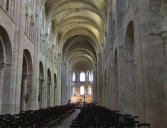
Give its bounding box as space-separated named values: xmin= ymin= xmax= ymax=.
xmin=80 ymin=72 xmax=85 ymax=82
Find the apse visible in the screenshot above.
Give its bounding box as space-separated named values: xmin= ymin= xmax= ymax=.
xmin=61 ymin=35 xmax=97 ymax=104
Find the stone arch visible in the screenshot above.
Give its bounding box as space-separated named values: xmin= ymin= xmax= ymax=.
xmin=124 ymin=21 xmax=137 ymax=114
xmin=47 ymin=69 xmax=51 ymax=107
xmin=38 ymin=62 xmax=44 ymax=109
xmin=54 ymin=74 xmax=57 ymax=105
xmin=0 ymin=26 xmax=12 ymax=114
xmin=20 ymin=49 xmax=33 ymax=111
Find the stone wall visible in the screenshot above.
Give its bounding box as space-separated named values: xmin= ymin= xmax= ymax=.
xmin=0 ymin=0 xmax=62 ymax=114
xmin=99 ymin=0 xmax=167 ymax=127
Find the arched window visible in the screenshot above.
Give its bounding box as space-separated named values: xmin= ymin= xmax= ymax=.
xmin=72 ymin=72 xmax=76 ymax=82
xmin=80 ymin=72 xmax=85 ymax=82
xmin=89 ymin=72 xmax=93 ymax=82
xmin=80 ymin=86 xmax=84 ymax=95
xmin=88 ymin=86 xmax=92 ymax=95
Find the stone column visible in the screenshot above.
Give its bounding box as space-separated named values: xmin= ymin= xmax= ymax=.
xmin=43 ymin=79 xmax=47 ymax=108
xmin=56 ymin=53 xmax=61 ymax=105
xmin=97 ymin=52 xmax=103 ymax=105
xmin=66 ymin=70 xmax=71 ymax=102
xmin=51 ymin=83 xmax=54 ymax=107
xmin=86 ymin=72 xmax=89 ymax=82
xmin=20 ymin=75 xmax=28 ymax=111
xmin=38 ymin=78 xmax=44 ymax=109
xmin=61 ymin=62 xmax=67 ymax=105
xmin=93 ymin=64 xmax=97 ymax=103
xmin=47 ymin=82 xmax=51 ymax=107
xmin=0 ymin=63 xmax=5 ymax=113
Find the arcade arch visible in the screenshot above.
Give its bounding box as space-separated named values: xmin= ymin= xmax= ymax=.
xmin=20 ymin=49 xmax=33 ymax=111
xmin=0 ymin=26 xmax=12 ymax=114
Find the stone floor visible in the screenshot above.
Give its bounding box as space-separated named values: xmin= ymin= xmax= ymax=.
xmin=54 ymin=109 xmax=81 ymax=128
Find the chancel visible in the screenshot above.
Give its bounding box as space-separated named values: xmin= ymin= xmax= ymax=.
xmin=0 ymin=0 xmax=166 ymax=128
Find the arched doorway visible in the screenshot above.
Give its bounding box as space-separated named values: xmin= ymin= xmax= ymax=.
xmin=54 ymin=74 xmax=57 ymax=105
xmin=47 ymin=69 xmax=51 ymax=107
xmin=0 ymin=26 xmax=12 ymax=114
xmin=38 ymin=62 xmax=44 ymax=109
xmin=20 ymin=49 xmax=33 ymax=111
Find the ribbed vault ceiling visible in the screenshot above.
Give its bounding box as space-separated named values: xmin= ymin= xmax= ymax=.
xmin=44 ymin=0 xmax=107 ymax=71
xmin=63 ymin=35 xmax=96 ymax=71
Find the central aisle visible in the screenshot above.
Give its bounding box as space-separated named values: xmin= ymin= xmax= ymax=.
xmin=54 ymin=109 xmax=80 ymax=128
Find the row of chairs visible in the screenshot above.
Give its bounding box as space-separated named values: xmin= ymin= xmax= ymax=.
xmin=70 ymin=104 xmax=150 ymax=128
xmin=0 ymin=104 xmax=75 ymax=128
